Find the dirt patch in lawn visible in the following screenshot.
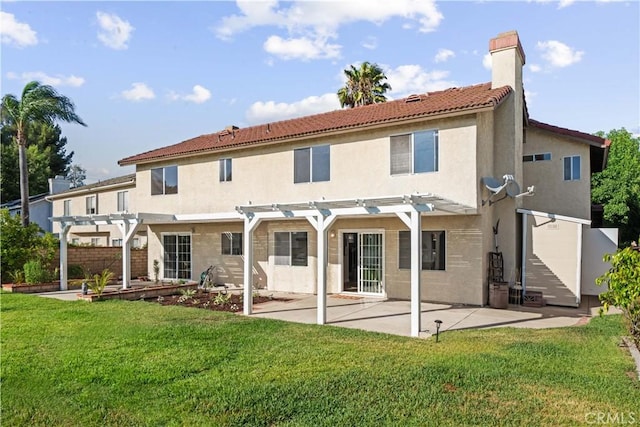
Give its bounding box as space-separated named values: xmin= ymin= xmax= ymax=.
xmin=146 ymin=289 xmax=290 ymax=313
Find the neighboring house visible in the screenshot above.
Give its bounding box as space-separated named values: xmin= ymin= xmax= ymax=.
xmin=52 ymin=31 xmax=612 ymax=336
xmin=2 ymin=176 xmax=71 ymax=232
xmin=48 ymin=174 xmax=147 ymax=248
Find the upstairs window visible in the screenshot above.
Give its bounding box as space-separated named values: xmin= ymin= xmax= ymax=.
xmin=151 ymin=166 xmax=178 ymax=195
xmin=85 ymin=195 xmax=97 ymax=215
xmin=563 ymin=155 xmax=581 ymax=181
xmin=391 ymin=130 xmax=439 ymax=175
xmin=63 ymin=200 xmax=71 ymax=216
xmin=117 ymin=191 xmax=129 ymax=212
xmin=294 ymin=145 xmax=330 ymax=183
xmin=219 ymin=158 xmax=232 ymax=182
xmin=274 ymin=231 xmax=308 ymax=266
xmin=398 ymin=230 xmax=446 ymax=270
xmin=221 ymin=232 xmax=243 ymax=255
xmin=523 ymin=152 xmax=551 ymax=162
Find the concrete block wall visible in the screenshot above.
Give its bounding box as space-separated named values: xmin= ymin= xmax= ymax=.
xmin=53 ymin=247 xmax=148 ymax=279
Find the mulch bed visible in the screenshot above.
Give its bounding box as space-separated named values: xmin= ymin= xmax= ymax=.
xmin=147 ymin=289 xmax=289 ymax=313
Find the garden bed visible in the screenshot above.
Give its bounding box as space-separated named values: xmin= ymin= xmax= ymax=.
xmin=77 ymin=282 xmax=198 ymax=302
xmin=1 ymin=282 xmax=81 ymax=293
xmin=147 ymin=289 xmax=289 ymax=312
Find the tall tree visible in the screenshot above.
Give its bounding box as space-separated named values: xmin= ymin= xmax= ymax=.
xmin=337 ymin=62 xmax=391 ymax=108
xmin=1 ymin=81 xmax=85 ymax=225
xmin=66 ymin=164 xmax=86 ymax=188
xmin=0 ymin=122 xmax=75 ymax=203
xmin=592 ymin=128 xmax=640 ymax=246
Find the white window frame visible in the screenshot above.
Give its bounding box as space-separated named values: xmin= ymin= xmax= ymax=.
xmin=151 ymin=165 xmax=178 ymax=195
xmin=219 ymin=158 xmax=232 ymax=182
xmin=161 ymin=232 xmax=192 ymax=280
xmin=273 ymin=231 xmax=308 ymax=266
xmin=523 ymin=152 xmax=552 ymax=162
xmin=398 ymin=230 xmax=446 ymax=271
xmin=63 ymin=200 xmax=71 ymax=216
xmin=90 ymin=237 xmax=100 ymax=246
xmin=117 ymin=191 xmax=129 ymax=212
xmin=112 ymin=238 xmax=123 ymax=247
xmin=563 ymin=155 xmax=581 ymax=181
xmin=390 ymin=129 xmax=439 ymax=175
xmin=85 ymin=195 xmax=97 ymax=215
xmin=294 ymin=145 xmax=330 ymax=183
xmin=221 ymin=232 xmax=243 ymax=255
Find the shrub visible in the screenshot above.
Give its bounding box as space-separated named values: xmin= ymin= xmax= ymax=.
xmin=0 ymin=209 xmax=57 ymax=283
xmin=597 ymin=246 xmax=640 ymax=346
xmin=88 ymin=269 xmax=114 ymax=297
xmin=68 ymin=264 xmax=85 ymax=279
xmin=24 ymin=260 xmax=53 ymax=284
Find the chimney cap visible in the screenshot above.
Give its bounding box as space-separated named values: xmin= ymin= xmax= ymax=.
xmin=489 ymin=30 xmax=526 ymax=65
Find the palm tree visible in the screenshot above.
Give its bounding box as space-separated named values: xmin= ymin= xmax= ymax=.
xmin=337 ymin=62 xmax=392 ymax=108
xmin=1 ymin=81 xmax=86 ymax=226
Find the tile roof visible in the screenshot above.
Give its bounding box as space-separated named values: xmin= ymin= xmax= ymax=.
xmin=528 ymin=119 xmax=609 ymax=147
xmin=48 ymin=173 xmax=136 ymax=198
xmin=119 ymin=82 xmax=513 ymax=166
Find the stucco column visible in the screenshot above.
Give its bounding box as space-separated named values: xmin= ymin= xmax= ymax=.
xmin=59 ymin=224 xmax=71 ymax=291
xmin=410 ymin=209 xmax=422 ymax=337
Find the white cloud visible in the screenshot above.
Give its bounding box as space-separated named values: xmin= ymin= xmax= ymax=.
xmin=536 ymin=40 xmax=584 ymax=68
xmin=264 ymin=35 xmax=340 ymax=60
xmin=120 ymin=83 xmax=155 ymax=101
xmin=216 ymin=0 xmax=443 ymax=59
xmin=528 ymin=64 xmax=542 ymax=73
xmin=168 ymin=85 xmax=212 ymax=104
xmin=362 ymin=36 xmax=377 ymax=50
xmin=434 ymin=48 xmax=455 ymax=63
xmin=482 ymin=53 xmax=492 ymax=70
xmin=96 ymin=11 xmax=134 ymax=50
xmin=0 ymin=11 xmax=38 ymax=47
xmin=385 ymin=65 xmax=455 ymax=98
xmin=246 ymin=93 xmax=340 ymax=124
xmin=558 ymin=0 xmax=576 ymax=8
xmin=6 ymin=71 xmax=85 ymax=87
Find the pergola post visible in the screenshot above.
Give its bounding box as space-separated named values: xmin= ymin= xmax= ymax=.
xmin=116 ymin=219 xmax=142 ymax=289
xmin=243 ymin=215 xmax=261 ymax=315
xmin=308 ymin=213 xmax=337 ymax=325
xmin=59 ymin=224 xmax=71 ymax=291
xmin=410 ymin=209 xmax=422 ymax=337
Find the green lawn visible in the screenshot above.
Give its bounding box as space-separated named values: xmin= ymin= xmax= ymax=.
xmin=1 ymin=293 xmax=638 ymax=426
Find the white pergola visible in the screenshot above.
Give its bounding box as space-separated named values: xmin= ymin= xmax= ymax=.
xmin=236 ymin=193 xmax=476 ymax=337
xmin=51 ymin=194 xmax=475 ymax=337
xmin=51 ymin=212 xmax=176 ymax=291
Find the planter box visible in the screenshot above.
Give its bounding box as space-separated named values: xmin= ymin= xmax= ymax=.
xmin=77 ymin=282 xmax=198 ymax=302
xmin=2 ymin=282 xmax=81 ymax=293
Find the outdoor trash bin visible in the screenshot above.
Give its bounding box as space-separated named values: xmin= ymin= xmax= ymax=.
xmin=489 ymin=282 xmax=509 ymax=309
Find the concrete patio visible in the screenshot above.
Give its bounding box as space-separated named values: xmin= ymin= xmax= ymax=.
xmin=36 ymin=286 xmax=612 ymax=339
xmin=250 ymin=293 xmax=609 ymax=338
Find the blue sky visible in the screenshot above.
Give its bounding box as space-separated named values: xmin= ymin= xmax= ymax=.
xmin=2 ymin=1 xmax=638 ymax=183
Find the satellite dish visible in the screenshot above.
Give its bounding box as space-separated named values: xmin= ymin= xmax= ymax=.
xmin=505 ymin=180 xmax=521 ymax=198
xmin=481 ymin=176 xmax=505 ymax=194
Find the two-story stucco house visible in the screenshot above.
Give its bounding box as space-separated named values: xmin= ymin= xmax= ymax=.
xmin=52 ymin=31 xmax=611 ymax=336
xmin=49 ymin=174 xmax=147 ymax=248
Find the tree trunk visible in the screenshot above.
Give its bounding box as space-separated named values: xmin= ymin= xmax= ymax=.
xmin=17 ymin=128 xmax=30 ymax=227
